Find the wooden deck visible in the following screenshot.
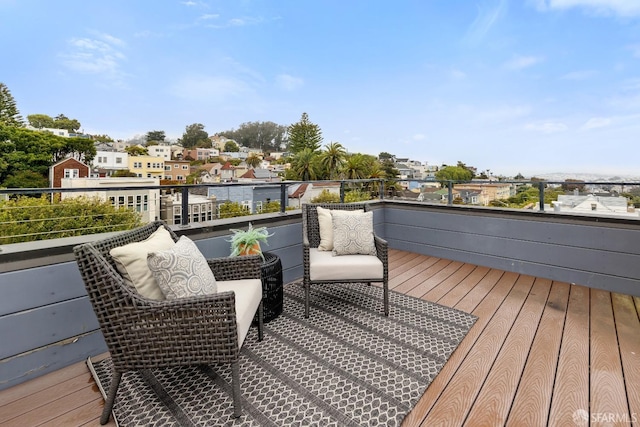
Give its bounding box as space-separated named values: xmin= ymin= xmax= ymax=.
xmin=1 ymin=249 xmax=639 ymax=426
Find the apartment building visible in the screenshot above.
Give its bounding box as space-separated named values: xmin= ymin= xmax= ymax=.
xmin=163 ymin=160 xmax=192 ymax=182
xmin=128 ymin=155 xmax=164 ymax=179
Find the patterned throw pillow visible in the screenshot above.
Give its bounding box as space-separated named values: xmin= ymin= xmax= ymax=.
xmin=331 ymin=210 xmax=377 ymax=256
xmin=147 ymin=236 xmax=217 ymax=299
xmin=317 ymin=207 xmax=364 ymax=251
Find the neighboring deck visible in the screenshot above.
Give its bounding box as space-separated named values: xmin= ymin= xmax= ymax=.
xmin=1 ymin=249 xmax=639 ymax=426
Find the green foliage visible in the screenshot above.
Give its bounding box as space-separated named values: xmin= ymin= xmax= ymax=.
xmin=224 ymin=141 xmax=239 ymax=152
xmin=227 ymin=222 xmax=273 ymax=256
xmin=435 ymin=165 xmax=473 ymax=185
xmin=27 ymin=114 xmax=55 ymax=129
xmin=311 ymin=189 xmax=340 ymax=203
xmin=53 ymin=114 xmax=81 ymax=132
xmin=260 ymin=201 xmax=281 ymax=213
xmin=125 ymin=145 xmax=148 ymax=156
xmin=246 ymin=153 xmax=261 ymax=168
xmin=290 ymin=148 xmax=319 ymax=180
xmin=320 ymin=142 xmax=346 ymax=179
xmin=146 ymin=130 xmax=165 ymax=143
xmin=287 ymin=112 xmax=322 ymax=154
xmin=92 ymin=134 xmax=114 ymax=143
xmin=218 ymin=201 xmax=251 ymax=218
xmin=3 ymin=170 xmax=48 ymax=188
xmin=344 ymin=189 xmax=371 ymax=202
xmin=112 ymin=169 xmax=138 ymax=177
xmin=0 ymin=195 xmax=142 ymax=244
xmin=0 ymin=124 xmax=96 ymax=186
xmin=178 ymin=123 xmax=209 ymax=149
xmin=219 ymin=121 xmax=288 ymax=152
xmin=0 ymin=83 xmax=24 ymax=127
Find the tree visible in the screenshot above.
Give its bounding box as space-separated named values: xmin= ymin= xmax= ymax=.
xmin=146 ymin=130 xmax=166 ymax=143
xmin=287 ymin=112 xmax=322 ymax=154
xmin=290 ymin=148 xmax=319 ymax=180
xmin=92 ymin=134 xmax=114 ymax=143
xmin=219 ymin=121 xmax=288 ymax=152
xmin=246 ymin=153 xmax=261 ymax=168
xmin=0 ymin=195 xmax=142 ymax=244
xmin=125 ymin=145 xmax=148 ymax=156
xmin=224 ymin=141 xmax=239 ymax=152
xmin=435 ymin=165 xmax=473 ymax=185
xmin=562 ymin=179 xmax=586 ymax=192
xmin=178 ymin=123 xmax=209 ymax=149
xmin=378 ymin=152 xmax=395 ymax=162
xmin=0 ymin=83 xmax=24 ymax=127
xmin=53 ymin=114 xmax=81 ymax=133
xmin=320 ymin=142 xmax=346 ymax=179
xmin=27 ymin=114 xmax=55 ymax=129
xmin=0 ymin=124 xmax=95 ymax=186
xmin=2 ymin=170 xmax=48 ymax=188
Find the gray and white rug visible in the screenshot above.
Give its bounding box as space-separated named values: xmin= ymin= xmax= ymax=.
xmin=88 ymin=282 xmax=477 ymax=426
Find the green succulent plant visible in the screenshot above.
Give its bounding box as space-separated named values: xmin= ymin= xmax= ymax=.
xmin=227 ymin=222 xmax=273 ymax=258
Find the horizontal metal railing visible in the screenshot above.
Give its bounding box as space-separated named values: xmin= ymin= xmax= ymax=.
xmin=1 ymin=179 xmax=639 ymax=245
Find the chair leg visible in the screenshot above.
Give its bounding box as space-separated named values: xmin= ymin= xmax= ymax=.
xmin=231 ymin=361 xmax=242 ymax=418
xmin=383 ymin=281 xmax=389 ymax=317
xmin=304 ymin=281 xmax=310 ymax=318
xmin=100 ymin=371 xmax=122 ymax=425
xmin=257 ymin=301 xmax=264 ymax=342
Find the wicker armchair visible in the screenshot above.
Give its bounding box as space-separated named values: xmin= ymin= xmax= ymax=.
xmin=73 ymin=221 xmax=263 ymax=424
xmin=302 ymin=203 xmax=389 ymax=318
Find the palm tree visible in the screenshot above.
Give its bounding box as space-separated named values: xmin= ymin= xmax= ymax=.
xmin=320 ymin=142 xmax=346 ymax=180
xmin=292 ymin=148 xmax=318 ymax=181
xmin=246 ymin=153 xmax=261 ymax=169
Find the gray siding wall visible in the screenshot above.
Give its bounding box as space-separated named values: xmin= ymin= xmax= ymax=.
xmin=383 ymin=202 xmax=640 ymax=296
xmin=2 ymin=201 xmax=639 ymax=391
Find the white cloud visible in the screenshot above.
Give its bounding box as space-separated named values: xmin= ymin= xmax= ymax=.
xmin=276 ymin=74 xmax=303 ymax=91
xmin=412 ymin=133 xmax=426 ymax=141
xmin=582 ymin=117 xmax=612 ymax=129
xmin=524 ymin=121 xmax=569 ymax=133
xmin=199 ymin=14 xmax=219 ymax=21
xmin=464 ymin=0 xmax=508 ymax=45
xmin=535 ymin=0 xmax=640 ymax=17
xmin=504 ymin=55 xmax=544 ymax=70
xmin=450 ymin=68 xmax=467 ymax=79
xmin=59 ymin=33 xmax=127 ymax=82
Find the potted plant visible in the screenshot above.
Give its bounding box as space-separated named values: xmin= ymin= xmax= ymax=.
xmin=227 ymin=222 xmax=273 ymax=258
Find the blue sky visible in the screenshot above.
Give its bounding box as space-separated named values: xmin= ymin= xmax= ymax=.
xmin=2 ymin=0 xmax=639 ymax=177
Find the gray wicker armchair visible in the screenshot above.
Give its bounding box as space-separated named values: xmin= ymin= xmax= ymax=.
xmin=73 ymin=221 xmax=263 ymax=424
xmin=302 ymin=203 xmax=389 ymax=318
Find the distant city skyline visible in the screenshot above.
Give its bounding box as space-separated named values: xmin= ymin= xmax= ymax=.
xmin=2 ymin=0 xmax=639 ymax=177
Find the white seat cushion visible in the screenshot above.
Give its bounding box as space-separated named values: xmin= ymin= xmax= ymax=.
xmin=309 ymin=248 xmax=383 ymax=281
xmin=216 ymin=279 xmax=263 ymax=347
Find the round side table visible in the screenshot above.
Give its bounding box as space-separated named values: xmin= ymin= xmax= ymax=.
xmin=254 ymin=251 xmax=283 ymax=324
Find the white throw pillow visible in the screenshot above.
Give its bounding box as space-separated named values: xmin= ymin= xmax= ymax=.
xmin=109 ymin=226 xmax=175 ymax=300
xmin=147 ymin=236 xmax=217 ymax=299
xmin=317 ymin=207 xmax=364 ymax=251
xmin=332 ymin=210 xmax=377 ymax=256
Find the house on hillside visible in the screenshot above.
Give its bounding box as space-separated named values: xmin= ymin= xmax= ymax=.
xmin=49 ymin=158 xmax=91 ymax=188
xmin=163 ymin=160 xmax=191 ymax=182
xmin=207 ymin=184 xmax=284 ymax=213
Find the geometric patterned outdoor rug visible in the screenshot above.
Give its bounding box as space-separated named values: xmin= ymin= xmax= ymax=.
xmin=88 ymin=282 xmax=477 ymax=427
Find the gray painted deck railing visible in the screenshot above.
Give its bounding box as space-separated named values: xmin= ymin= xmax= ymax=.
xmin=1 ymin=201 xmax=639 ymax=391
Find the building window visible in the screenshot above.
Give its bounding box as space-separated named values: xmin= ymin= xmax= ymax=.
xmin=165 ymin=165 xmax=171 ymax=171
xmin=136 ymin=195 xmax=142 ymax=212
xmin=63 ymin=168 xmax=79 ymax=178
xmin=118 ymin=196 xmax=125 ymax=207
xmin=115 ymin=157 xmax=123 ymax=164
xmin=133 ymin=162 xmax=142 ymax=168
xmin=147 ymin=173 xmax=152 ymax=178
xmin=182 ymin=165 xmax=189 ymax=170
xmin=255 ymin=201 xmax=263 ymax=212
xmin=174 ymin=164 xmax=179 ymax=168
xmin=143 ymin=195 xmax=148 ymax=211
xmin=147 ymin=162 xmax=151 ymax=168
xmin=176 ymin=175 xmax=184 ymax=181
xmin=173 ymin=206 xmax=181 ymax=225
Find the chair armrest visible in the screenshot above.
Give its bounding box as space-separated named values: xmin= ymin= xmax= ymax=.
xmin=207 ymin=255 xmax=262 ymax=281
xmin=374 ymin=234 xmax=388 ymax=262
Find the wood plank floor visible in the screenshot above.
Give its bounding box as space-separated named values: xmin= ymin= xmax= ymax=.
xmin=1 ymin=249 xmax=639 ymax=427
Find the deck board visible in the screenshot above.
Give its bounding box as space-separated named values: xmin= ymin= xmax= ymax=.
xmin=466 ymin=277 xmax=551 ymax=426
xmin=1 ymin=250 xmax=639 ymax=427
xmin=506 ymin=280 xmax=569 ymax=426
